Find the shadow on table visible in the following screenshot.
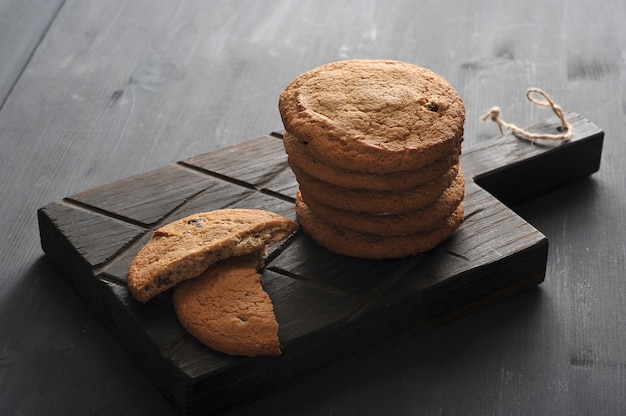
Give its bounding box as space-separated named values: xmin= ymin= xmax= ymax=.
xmin=227 ymin=285 xmax=547 ymax=416
xmin=0 ymin=256 xmax=176 ymax=415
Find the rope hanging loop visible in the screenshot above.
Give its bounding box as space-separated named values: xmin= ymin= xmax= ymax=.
xmin=480 ymin=88 xmax=573 ymax=141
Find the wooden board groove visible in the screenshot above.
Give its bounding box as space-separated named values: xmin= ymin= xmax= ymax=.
xmin=38 ymin=112 xmax=603 ymax=415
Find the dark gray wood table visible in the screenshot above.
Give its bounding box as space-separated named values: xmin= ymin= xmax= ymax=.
xmin=1 ymin=1 xmax=624 ymax=415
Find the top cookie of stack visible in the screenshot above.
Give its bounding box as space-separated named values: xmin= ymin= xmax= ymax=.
xmin=279 ymin=59 xmax=465 ymax=259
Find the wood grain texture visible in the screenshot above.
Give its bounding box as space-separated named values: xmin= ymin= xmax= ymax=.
xmin=0 ymin=0 xmax=63 ymax=108
xmin=38 ymin=114 xmax=602 ymax=414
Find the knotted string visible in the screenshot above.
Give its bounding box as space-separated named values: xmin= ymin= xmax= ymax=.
xmin=480 ymin=88 xmax=573 ymax=141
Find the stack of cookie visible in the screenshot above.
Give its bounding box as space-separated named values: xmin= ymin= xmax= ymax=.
xmin=278 ymin=59 xmax=465 ymax=259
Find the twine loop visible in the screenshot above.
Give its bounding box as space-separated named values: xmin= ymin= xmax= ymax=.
xmin=480 ymin=88 xmax=573 ymax=141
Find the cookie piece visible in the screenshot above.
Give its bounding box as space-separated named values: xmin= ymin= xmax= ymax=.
xmin=284 ymin=131 xmax=460 ymax=192
xmin=173 ymin=253 xmax=281 ymax=356
xmin=279 ymin=59 xmax=465 ymax=174
xmin=296 ymin=197 xmax=464 ymax=259
xmin=127 ymin=209 xmax=298 ymax=303
xmin=296 ymin=164 xmax=460 ymax=215
xmin=297 ymin=168 xmax=464 ymax=235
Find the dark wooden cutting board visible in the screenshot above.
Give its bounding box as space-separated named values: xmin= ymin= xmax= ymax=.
xmin=38 ymin=112 xmax=603 ymax=415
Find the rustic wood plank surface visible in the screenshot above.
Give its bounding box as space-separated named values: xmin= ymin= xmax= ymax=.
xmin=38 ymin=115 xmax=602 ymax=414
xmin=1 ymin=0 xmax=625 ymax=415
xmin=0 ymin=0 xmax=63 ymax=107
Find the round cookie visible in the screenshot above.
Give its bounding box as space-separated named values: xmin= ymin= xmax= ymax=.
xmin=295 ymin=164 xmax=461 ymax=215
xmin=172 ymin=253 xmax=281 ymax=357
xmin=279 ymin=59 xmax=465 ymax=174
xmin=295 ymin=197 xmax=464 ymax=259
xmin=297 ymin=169 xmax=465 ymax=235
xmin=284 ymin=131 xmax=460 ymax=192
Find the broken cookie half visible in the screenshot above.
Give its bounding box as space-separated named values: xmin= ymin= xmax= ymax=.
xmin=173 ymin=252 xmax=282 ymax=357
xmin=127 ymin=208 xmax=298 ymax=303
xmin=126 ymin=208 xmax=297 ymax=357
